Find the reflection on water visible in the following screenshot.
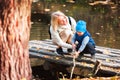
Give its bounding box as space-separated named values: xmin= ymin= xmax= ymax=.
xmin=30 ymin=1 xmax=120 ymax=49
xmin=30 ymin=22 xmax=50 ymax=40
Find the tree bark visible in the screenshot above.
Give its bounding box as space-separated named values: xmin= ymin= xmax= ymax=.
xmin=0 ymin=0 xmax=32 ymax=80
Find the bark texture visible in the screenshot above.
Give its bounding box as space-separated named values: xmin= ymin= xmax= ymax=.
xmin=0 ymin=0 xmax=32 ymax=80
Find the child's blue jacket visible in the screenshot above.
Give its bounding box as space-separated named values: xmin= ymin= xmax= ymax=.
xmin=72 ymin=30 xmax=95 ymax=52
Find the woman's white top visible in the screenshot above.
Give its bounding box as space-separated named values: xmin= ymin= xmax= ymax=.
xmin=50 ymin=16 xmax=76 ymax=48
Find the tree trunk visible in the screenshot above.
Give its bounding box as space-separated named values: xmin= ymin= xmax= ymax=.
xmin=0 ymin=0 xmax=32 ymax=80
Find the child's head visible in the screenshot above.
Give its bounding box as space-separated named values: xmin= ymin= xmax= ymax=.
xmin=76 ymin=20 xmax=86 ymax=36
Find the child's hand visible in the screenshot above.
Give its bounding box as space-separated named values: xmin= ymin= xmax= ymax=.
xmin=73 ymin=51 xmax=80 ymax=58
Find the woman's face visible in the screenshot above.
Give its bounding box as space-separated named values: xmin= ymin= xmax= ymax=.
xmin=58 ymin=15 xmax=67 ymax=25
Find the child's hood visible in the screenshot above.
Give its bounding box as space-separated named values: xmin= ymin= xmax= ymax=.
xmin=76 ymin=20 xmax=86 ymax=33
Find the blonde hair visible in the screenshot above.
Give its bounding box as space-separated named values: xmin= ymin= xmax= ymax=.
xmin=51 ymin=11 xmax=66 ymax=31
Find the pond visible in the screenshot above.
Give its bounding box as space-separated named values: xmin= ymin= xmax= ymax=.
xmin=30 ymin=1 xmax=120 ymax=49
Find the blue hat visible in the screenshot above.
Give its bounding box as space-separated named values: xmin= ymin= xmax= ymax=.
xmin=76 ymin=20 xmax=86 ymax=33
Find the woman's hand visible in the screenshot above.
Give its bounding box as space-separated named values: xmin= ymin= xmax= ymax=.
xmin=72 ymin=43 xmax=76 ymax=50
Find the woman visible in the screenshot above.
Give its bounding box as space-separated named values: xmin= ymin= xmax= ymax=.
xmin=50 ymin=11 xmax=76 ymax=55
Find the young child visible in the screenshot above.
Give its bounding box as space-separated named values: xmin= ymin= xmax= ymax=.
xmin=71 ymin=20 xmax=96 ymax=59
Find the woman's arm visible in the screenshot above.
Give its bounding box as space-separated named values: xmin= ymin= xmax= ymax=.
xmin=50 ymin=26 xmax=72 ymax=48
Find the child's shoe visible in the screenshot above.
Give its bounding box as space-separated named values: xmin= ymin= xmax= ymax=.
xmin=78 ymin=53 xmax=84 ymax=59
xmin=91 ymin=54 xmax=96 ymax=60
